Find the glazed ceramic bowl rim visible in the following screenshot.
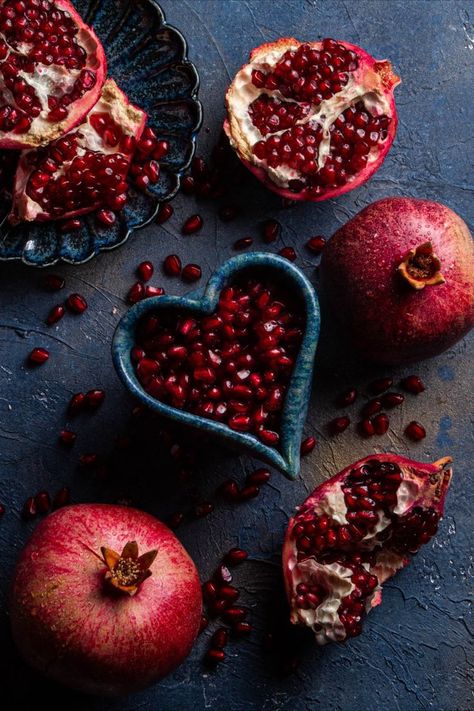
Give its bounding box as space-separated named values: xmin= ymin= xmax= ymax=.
xmin=112 ymin=253 xmax=320 ymax=478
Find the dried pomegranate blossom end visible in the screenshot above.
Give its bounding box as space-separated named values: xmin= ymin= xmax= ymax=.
xmin=101 ymin=541 xmax=157 ymax=596
xmin=285 ymin=455 xmax=452 ymax=644
xmin=397 ymin=242 xmax=445 ymax=290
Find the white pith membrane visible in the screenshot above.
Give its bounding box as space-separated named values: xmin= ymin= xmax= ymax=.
xmin=0 ymin=1 xmax=105 ymax=147
xmin=226 ymin=43 xmax=392 ymax=190
xmin=12 ymin=79 xmax=146 ymax=221
xmin=286 ymin=462 xmax=451 ymax=645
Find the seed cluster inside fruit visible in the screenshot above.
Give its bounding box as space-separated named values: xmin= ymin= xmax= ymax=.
xmin=0 ymin=0 xmax=98 ymax=135
xmin=132 ymin=276 xmax=305 ymax=447
xmin=291 ymin=459 xmax=440 ymax=639
xmin=246 ymin=39 xmax=392 ymax=195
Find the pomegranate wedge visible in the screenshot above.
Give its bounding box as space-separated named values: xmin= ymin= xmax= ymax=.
xmin=283 ymin=454 xmax=452 ymax=644
xmin=0 ymin=0 xmax=106 ymax=149
xmin=10 ymin=79 xmax=146 ymax=222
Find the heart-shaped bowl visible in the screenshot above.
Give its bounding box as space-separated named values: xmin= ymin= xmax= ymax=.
xmin=112 ymin=253 xmax=320 ymax=478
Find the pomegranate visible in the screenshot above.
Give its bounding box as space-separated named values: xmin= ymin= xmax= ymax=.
xmin=321 ymin=197 xmax=474 ymax=364
xmin=132 ymin=275 xmax=305 ymax=448
xmin=224 ymin=38 xmax=399 ymax=201
xmin=10 ymin=79 xmax=146 ymax=223
xmin=283 ymin=454 xmax=452 ymax=644
xmin=10 ymin=504 xmax=202 ymax=696
xmin=0 ymin=0 xmax=106 ymax=149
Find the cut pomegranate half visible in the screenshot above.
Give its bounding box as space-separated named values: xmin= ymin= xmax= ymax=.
xmin=0 ymin=0 xmax=106 ymax=149
xmin=10 ymin=79 xmax=146 ymax=222
xmin=225 ymin=38 xmax=400 ymax=201
xmin=283 ymin=454 xmax=452 ymax=644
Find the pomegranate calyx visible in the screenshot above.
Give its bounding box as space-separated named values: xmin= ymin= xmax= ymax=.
xmin=398 ymin=242 xmax=445 ymax=290
xmin=101 ymin=540 xmax=158 ymax=596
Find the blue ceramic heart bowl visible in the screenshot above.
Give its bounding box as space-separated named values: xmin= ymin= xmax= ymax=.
xmin=112 ymin=253 xmax=320 ymax=479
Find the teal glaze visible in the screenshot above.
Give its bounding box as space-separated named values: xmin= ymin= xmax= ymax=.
xmin=112 ymin=253 xmax=320 ymax=478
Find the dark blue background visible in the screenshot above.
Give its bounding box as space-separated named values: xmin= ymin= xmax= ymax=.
xmin=1 ymin=1 xmax=473 ymax=709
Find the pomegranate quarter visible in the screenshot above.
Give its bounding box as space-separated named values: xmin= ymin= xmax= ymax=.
xmin=283 ymin=454 xmax=452 ymax=644
xmin=10 ymin=504 xmax=202 ymax=696
xmin=225 ymin=38 xmax=400 ymax=201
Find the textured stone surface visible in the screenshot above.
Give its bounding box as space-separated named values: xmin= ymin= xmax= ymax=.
xmin=0 ymin=1 xmax=472 ymax=709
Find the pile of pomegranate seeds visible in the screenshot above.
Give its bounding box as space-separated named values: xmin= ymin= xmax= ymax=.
xmin=132 ymin=276 xmax=305 ymax=448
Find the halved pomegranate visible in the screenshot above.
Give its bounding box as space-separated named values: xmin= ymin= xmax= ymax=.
xmin=0 ymin=0 xmax=106 ymax=149
xmin=225 ymin=38 xmax=400 ymax=201
xmin=10 ymin=79 xmax=146 ymax=223
xmin=283 ymin=454 xmax=452 ymax=644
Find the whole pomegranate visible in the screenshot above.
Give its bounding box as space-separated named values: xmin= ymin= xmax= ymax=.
xmin=321 ymin=197 xmax=474 ymax=364
xmin=10 ymin=504 xmax=202 ymax=696
xmin=225 ymin=38 xmax=399 ymax=201
xmin=283 ymin=454 xmax=452 ymax=644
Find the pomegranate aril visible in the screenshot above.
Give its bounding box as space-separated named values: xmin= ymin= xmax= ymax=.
xmin=182 ymin=214 xmax=203 ymax=235
xmin=362 ymin=399 xmax=382 ymax=417
xmin=127 ymin=282 xmax=144 ymax=304
xmin=156 ymin=203 xmax=173 ymax=223
xmin=66 ymin=293 xmax=87 ymax=314
xmin=22 ymin=497 xmax=37 ymax=520
xmin=225 ymin=548 xmax=248 ymax=565
xmin=405 ymin=421 xmax=426 ymax=441
xmin=219 ymin=585 xmax=240 ymax=602
xmin=28 ymin=347 xmax=49 ymax=365
xmin=145 ymin=286 xmax=165 ymax=298
xmin=222 ymin=606 xmax=247 ymax=623
xmin=401 ymin=375 xmax=425 ymax=394
xmin=182 ymin=264 xmax=202 ymax=282
xmin=382 ymin=392 xmax=404 ymax=408
xmin=234 ymin=237 xmax=253 ymax=250
xmin=137 ymin=261 xmax=154 ymax=282
xmin=43 ymin=274 xmax=65 ymax=291
xmin=233 ymin=621 xmax=252 ymax=636
xmin=180 ymin=175 xmax=195 ymax=194
xmin=278 ymin=246 xmax=296 ymax=261
xmin=239 ymin=484 xmax=260 ymax=501
xmin=68 ymin=392 xmax=86 ymax=415
xmin=203 ymin=581 xmax=218 ymax=600
xmin=59 ymin=429 xmax=76 ymax=446
xmin=199 ymin=615 xmax=209 ymax=634
xmin=372 ymin=412 xmax=389 ymax=435
xmin=358 ymin=418 xmax=375 ymax=437
xmin=85 ymin=389 xmax=105 ymax=410
xmin=336 ymin=388 xmax=357 ymax=407
xmin=300 ymin=436 xmax=316 ymax=455
xmin=218 ymin=479 xmax=240 ymax=500
xmin=46 ymin=305 xmax=65 ymax=325
xmin=246 ymin=468 xmax=271 ymax=485
xmin=306 ymin=236 xmax=326 ymax=253
xmin=212 ymin=628 xmax=229 ymax=649
xmin=163 ymin=254 xmax=182 ymax=276
xmin=205 ymin=649 xmax=225 ymax=665
xmin=194 ymin=501 xmax=214 ymax=518
xmin=328 ymin=416 xmax=350 ymax=435
xmin=261 ymin=219 xmax=280 ymax=243
xmin=96 ymin=209 xmax=116 ymax=226
xmin=368 ymin=377 xmax=393 ymax=395
xmin=35 ymin=491 xmax=51 ymax=514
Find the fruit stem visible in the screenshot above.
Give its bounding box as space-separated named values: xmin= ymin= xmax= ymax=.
xmin=397 ymin=242 xmax=445 ymax=290
xmin=100 ymin=541 xmax=158 ymax=596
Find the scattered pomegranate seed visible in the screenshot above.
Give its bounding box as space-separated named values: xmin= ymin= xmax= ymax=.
xmin=211 ymin=628 xmax=229 ymax=648
xmin=368 ymin=377 xmax=393 ymax=395
xmin=328 ymin=416 xmax=350 ymax=435
xmin=66 ymin=293 xmax=87 ymax=314
xmin=28 ymin=347 xmax=49 ymax=365
xmin=191 ymin=156 xmax=208 ymax=179
xmin=261 ymin=218 xmax=280 ymax=243
xmin=163 ymin=254 xmax=182 ymax=276
xmin=401 ymin=375 xmax=425 ymax=394
xmin=156 ymin=203 xmax=174 ymax=223
xmin=219 ymin=205 xmax=239 ymax=222
xmin=359 ymin=418 xmax=375 ymax=437
xmin=79 ymin=453 xmax=98 ymax=467
xmin=382 ymin=392 xmax=404 ymax=408
xmin=168 ymin=511 xmax=185 ymax=529
xmin=239 ymin=484 xmax=260 ymax=501
xmin=306 ymin=236 xmax=326 ymax=253
xmin=246 ymin=468 xmax=271 ymax=485
xmin=300 ymin=436 xmax=316 ymax=455
xmin=53 ymin=486 xmax=71 ymax=509
xmin=259 ymin=429 xmax=280 ymax=446
xmin=59 ymin=429 xmax=76 ymax=446
xmin=182 ymin=264 xmax=202 ymax=282
xmin=96 ymin=209 xmax=116 ymax=227
xmin=199 ymin=615 xmax=209 ymax=634
xmin=68 ymin=392 xmax=86 ymax=415
xmin=22 ymin=497 xmax=37 ymax=520
xmin=127 ymin=282 xmax=145 ymax=304
xmin=336 ymin=388 xmax=357 ymax=407
xmin=218 ymin=479 xmax=240 ymax=501
xmin=215 ymin=564 xmax=233 ymax=584
xmin=181 ymin=176 xmax=195 ymax=194
xmin=278 ymin=246 xmax=296 ymax=261
xmin=205 ymin=649 xmax=225 ymax=664
xmin=145 ymin=285 xmax=165 ymax=297
xmin=46 ymin=304 xmax=65 ymax=325
xmin=137 ymin=261 xmax=154 ymax=282
xmin=35 ymin=491 xmax=51 ymax=514
xmin=223 ymin=606 xmax=247 ymax=623
xmin=86 ymin=389 xmax=105 ymax=410
xmin=405 ymin=421 xmax=426 ymax=441
xmin=234 ymin=237 xmax=253 ymax=250
xmin=182 ymin=214 xmax=203 ymax=235
xmin=203 ymin=581 xmax=218 ymax=600
xmin=233 ymin=621 xmax=252 ymax=636
xmin=60 ymin=218 xmax=81 ymax=232
xmin=361 ymin=399 xmax=382 ymax=417
xmin=219 ymin=585 xmax=240 ymax=602
xmin=373 ymin=412 xmax=389 ymax=434
xmin=43 ymin=274 xmax=65 ymax=291
xmin=225 ymin=548 xmax=248 ymax=565
xmin=194 ymin=501 xmax=215 ymax=518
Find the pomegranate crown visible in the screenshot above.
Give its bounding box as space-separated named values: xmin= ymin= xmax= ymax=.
xmin=100 ymin=541 xmax=157 ymax=596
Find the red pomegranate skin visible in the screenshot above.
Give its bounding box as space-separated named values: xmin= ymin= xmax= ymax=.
xmin=9 ymin=504 xmax=202 ymax=696
xmin=321 ymin=197 xmax=474 ymax=364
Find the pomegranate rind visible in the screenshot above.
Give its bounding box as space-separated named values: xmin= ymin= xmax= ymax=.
xmin=11 ymin=79 xmax=147 ymax=223
xmin=224 ymin=38 xmax=400 ymax=202
xmin=283 ymin=454 xmax=452 ymax=644
xmin=0 ymin=0 xmax=107 ymax=149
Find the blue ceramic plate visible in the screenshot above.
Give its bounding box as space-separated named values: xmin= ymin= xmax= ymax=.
xmin=112 ymin=253 xmax=320 ymax=479
xmin=0 ymin=0 xmax=201 ymax=267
